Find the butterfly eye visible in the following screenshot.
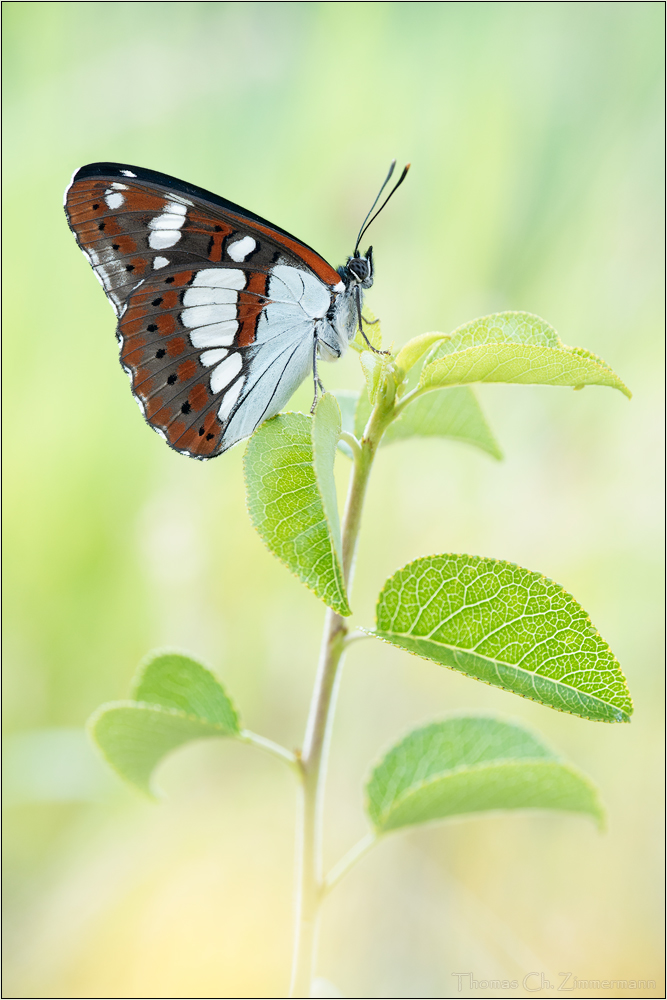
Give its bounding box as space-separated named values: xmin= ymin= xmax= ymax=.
xmin=348 ymin=257 xmax=370 ymax=282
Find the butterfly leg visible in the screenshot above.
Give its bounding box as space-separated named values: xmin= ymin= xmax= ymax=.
xmin=310 ymin=335 xmax=325 ymax=413
xmin=355 ymin=286 xmax=389 ymax=355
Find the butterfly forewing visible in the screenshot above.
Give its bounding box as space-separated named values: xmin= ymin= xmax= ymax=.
xmin=65 ymin=163 xmax=345 ymax=459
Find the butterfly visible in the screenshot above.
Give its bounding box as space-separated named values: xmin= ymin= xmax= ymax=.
xmin=64 ymin=160 xmax=409 ymax=459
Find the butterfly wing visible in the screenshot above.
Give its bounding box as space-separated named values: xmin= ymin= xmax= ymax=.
xmin=65 ymin=162 xmax=346 ymax=458
xmin=117 ymin=263 xmax=327 ymax=457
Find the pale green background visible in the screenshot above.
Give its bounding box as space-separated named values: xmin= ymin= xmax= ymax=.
xmin=3 ymin=3 xmax=663 ymax=998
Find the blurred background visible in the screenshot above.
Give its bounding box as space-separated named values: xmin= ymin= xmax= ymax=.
xmin=3 ymin=3 xmax=663 ymax=997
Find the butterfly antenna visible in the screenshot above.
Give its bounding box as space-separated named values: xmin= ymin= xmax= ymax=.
xmin=354 ymin=160 xmax=411 ymax=255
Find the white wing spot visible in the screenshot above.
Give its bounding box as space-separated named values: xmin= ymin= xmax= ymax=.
xmin=217 ymin=377 xmax=244 ymax=422
xmin=183 ymin=286 xmax=237 ymax=307
xmin=210 ymin=353 xmax=243 ymax=394
xmin=189 ymin=321 xmax=238 ymax=348
xmin=149 ymin=212 xmax=187 ymax=230
xmin=153 ymin=256 xmax=170 ymax=269
xmin=193 ymin=268 xmax=246 ymax=290
xmin=149 ymin=230 xmax=181 ymax=249
xmin=227 ymin=236 xmax=257 ymax=262
xmin=104 ymin=191 xmax=124 ymax=210
xmin=181 ymin=304 xmax=237 ymax=328
xmin=200 ymin=348 xmax=229 ymax=366
xmin=121 ymin=170 xmax=137 ymax=178
xmin=148 ymin=205 xmax=187 ymax=250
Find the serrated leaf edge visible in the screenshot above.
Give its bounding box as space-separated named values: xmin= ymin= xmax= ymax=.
xmin=369 ymin=757 xmax=604 ymax=832
xmin=242 ymin=413 xmax=351 ymax=617
xmin=419 ymin=343 xmax=631 ymax=398
xmin=365 ymin=553 xmax=633 ymax=723
xmin=310 ymin=394 xmax=350 ymax=611
xmin=394 ymin=331 xmax=450 ymax=373
xmin=364 ymin=628 xmax=631 ymax=723
xmin=87 ymin=700 xmax=239 ymax=797
xmin=130 ymin=648 xmax=241 ymax=729
xmin=87 ymin=699 xmax=239 ymax=735
xmin=388 ymin=386 xmax=504 ymax=460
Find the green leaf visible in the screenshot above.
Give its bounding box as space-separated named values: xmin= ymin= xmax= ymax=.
xmin=89 ymin=703 xmax=235 ymax=796
xmin=244 ymin=412 xmax=351 ymax=616
xmin=419 ymin=312 xmax=631 ymax=397
xmin=88 ymin=652 xmax=240 ymax=795
xmin=366 ymin=554 xmax=633 ymax=722
xmin=311 ymin=393 xmax=344 ymax=567
xmin=395 ymin=331 xmax=450 ymax=373
xmin=430 ymin=310 xmax=561 ymax=354
xmin=389 ymin=387 xmax=501 ymax=457
xmin=131 ymin=651 xmax=240 ymax=732
xmin=366 ymin=716 xmax=604 ymax=833
xmin=353 ymin=386 xmax=501 ymax=458
xmin=388 ymin=388 xmax=501 ymax=458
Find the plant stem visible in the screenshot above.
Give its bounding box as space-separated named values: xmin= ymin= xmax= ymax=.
xmin=289 ymin=393 xmax=394 ymax=998
xmin=238 ymin=730 xmax=300 ymax=771
xmin=343 ymin=629 xmax=373 ymax=648
xmin=323 ymin=831 xmax=377 ymax=896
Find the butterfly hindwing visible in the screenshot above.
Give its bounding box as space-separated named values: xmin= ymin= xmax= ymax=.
xmin=65 ymin=163 xmax=347 ymax=459
xmin=118 ymin=265 xmax=315 ymax=458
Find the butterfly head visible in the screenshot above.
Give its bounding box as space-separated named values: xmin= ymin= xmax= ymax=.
xmin=339 ymin=246 xmax=374 ymax=290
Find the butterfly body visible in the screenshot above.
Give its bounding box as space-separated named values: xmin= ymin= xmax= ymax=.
xmin=64 ymin=162 xmax=373 ymax=459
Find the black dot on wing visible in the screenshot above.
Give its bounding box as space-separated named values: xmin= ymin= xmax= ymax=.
xmin=165 ymin=276 xmax=175 ymax=284
xmin=156 ymin=349 xmax=166 ymax=358
xmin=214 ymin=225 xmax=223 ymax=232
xmin=126 ymin=264 xmax=135 ymax=272
xmin=147 ymin=323 xmax=157 ymax=332
xmin=206 ymin=433 xmax=215 ymax=441
xmin=152 ymin=297 xmax=163 ymax=306
xmin=167 ymin=373 xmax=177 ymax=385
xmin=98 ymin=222 xmax=105 ymax=230
xmin=181 ymin=401 xmax=191 ymax=414
xmin=92 ymin=203 xmax=99 ymax=210
xmin=112 ymin=243 xmax=120 ymax=250
xmin=198 ymin=426 xmax=205 ymax=436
